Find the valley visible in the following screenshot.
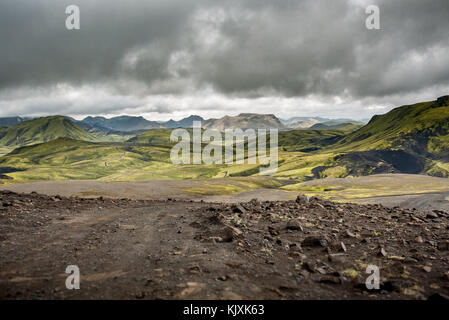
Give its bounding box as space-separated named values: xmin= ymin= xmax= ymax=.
xmin=0 ymin=95 xmax=448 ymax=202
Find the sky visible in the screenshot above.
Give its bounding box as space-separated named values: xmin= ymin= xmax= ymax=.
xmin=0 ymin=0 xmax=448 ymax=121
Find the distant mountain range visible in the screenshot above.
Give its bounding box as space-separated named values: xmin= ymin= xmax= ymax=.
xmin=280 ymin=117 xmax=364 ymax=129
xmin=0 ymin=113 xmax=291 ymax=149
xmin=77 ymin=113 xmax=287 ymax=131
xmin=0 ymin=113 xmax=364 ymax=133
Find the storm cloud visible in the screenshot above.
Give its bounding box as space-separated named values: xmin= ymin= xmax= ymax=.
xmin=0 ymin=0 xmax=448 ymax=120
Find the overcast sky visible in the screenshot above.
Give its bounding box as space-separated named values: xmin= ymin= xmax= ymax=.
xmin=0 ymin=0 xmax=448 ymax=121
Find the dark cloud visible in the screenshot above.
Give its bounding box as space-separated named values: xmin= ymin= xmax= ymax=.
xmin=0 ymin=0 xmax=448 ymax=118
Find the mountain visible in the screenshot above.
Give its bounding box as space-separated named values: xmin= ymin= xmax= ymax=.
xmin=0 ymin=116 xmax=98 ymax=147
xmin=0 ymin=117 xmax=25 ymax=127
xmin=281 ymin=117 xmax=328 ymax=129
xmin=162 ymin=115 xmax=204 ymax=128
xmin=81 ymin=116 xmax=162 ymax=132
xmin=202 ymin=113 xmax=287 ymax=131
xmin=278 ymin=130 xmax=345 ymax=152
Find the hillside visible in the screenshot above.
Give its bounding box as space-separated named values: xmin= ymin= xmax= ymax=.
xmin=278 ymin=130 xmax=344 ymax=152
xmin=0 ymin=138 xmax=170 ymax=181
xmin=335 ymin=96 xmax=449 ymax=152
xmin=0 ymin=126 xmax=8 ymax=138
xmin=127 ymin=129 xmax=175 ymax=146
xmin=310 ymin=96 xmax=449 ymax=178
xmin=271 ymin=96 xmax=449 ymax=181
xmin=0 ymin=137 xmax=269 ymax=182
xmin=309 ymin=121 xmax=364 ymax=131
xmin=0 ymin=116 xmax=99 ymax=147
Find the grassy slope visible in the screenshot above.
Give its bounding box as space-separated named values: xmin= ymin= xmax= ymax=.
xmin=310 ymin=121 xmax=364 ymax=132
xmin=127 ymin=129 xmax=176 ymax=146
xmin=278 ymin=130 xmax=344 ymax=152
xmin=0 ymin=126 xmax=7 ymax=138
xmin=333 ymin=100 xmax=449 ymax=152
xmin=275 ymin=97 xmax=449 ymax=181
xmin=0 ymin=129 xmax=344 ymax=183
xmin=0 ymin=137 xmax=262 ymax=183
xmin=0 ymin=138 xmax=170 ymax=181
xmin=319 ymin=98 xmax=449 ymax=178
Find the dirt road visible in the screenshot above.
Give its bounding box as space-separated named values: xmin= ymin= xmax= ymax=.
xmin=1 ymin=190 xmax=449 ymax=300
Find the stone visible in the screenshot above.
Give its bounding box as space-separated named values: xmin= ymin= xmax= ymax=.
xmin=316 ymin=267 xmax=327 ymax=275
xmin=268 ymin=226 xmax=279 ymax=236
xmin=345 ymin=230 xmax=356 ymax=238
xmin=422 ymin=266 xmax=432 ymax=273
xmin=437 ymin=241 xmax=449 ymax=251
xmin=232 ymin=204 xmax=246 ymax=214
xmin=303 ymin=261 xmax=316 ymax=273
xmin=296 ymin=195 xmax=310 ymax=205
xmin=426 ymin=212 xmax=439 ymax=219
xmin=286 ymin=220 xmax=303 ymax=231
xmin=319 ymin=275 xmax=341 ymax=285
xmin=223 ymin=225 xmax=243 ymax=242
xmin=302 ymin=235 xmax=329 ymax=247
xmin=328 ymin=253 xmax=346 ymax=264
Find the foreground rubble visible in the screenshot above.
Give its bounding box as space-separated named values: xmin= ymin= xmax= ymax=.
xmin=0 ymin=191 xmax=448 ymax=300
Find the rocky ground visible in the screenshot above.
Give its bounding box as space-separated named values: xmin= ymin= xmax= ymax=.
xmin=0 ymin=190 xmax=449 ymax=300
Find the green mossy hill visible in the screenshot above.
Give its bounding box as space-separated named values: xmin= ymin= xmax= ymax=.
xmin=334 ymin=96 xmax=449 ymax=153
xmin=0 ymin=116 xmax=99 ymax=147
